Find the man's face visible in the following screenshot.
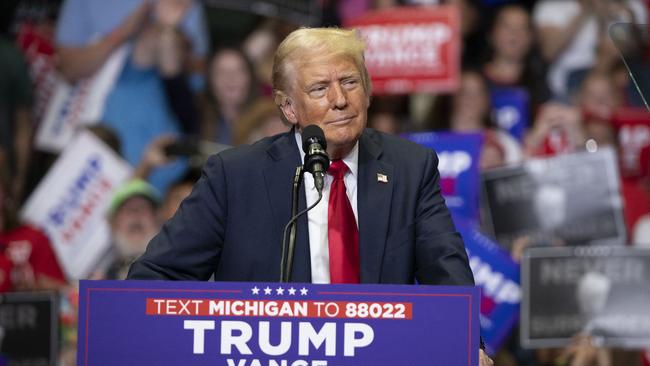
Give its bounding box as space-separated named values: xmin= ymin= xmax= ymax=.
xmin=110 ymin=196 xmax=159 ymax=258
xmin=281 ymin=54 xmax=369 ymax=157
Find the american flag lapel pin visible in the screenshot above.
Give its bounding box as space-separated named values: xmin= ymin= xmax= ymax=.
xmin=377 ymin=173 xmax=388 ymax=183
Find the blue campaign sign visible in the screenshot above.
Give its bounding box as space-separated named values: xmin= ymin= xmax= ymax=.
xmin=78 ymin=280 xmax=480 ymax=366
xmin=403 ymin=132 xmax=483 ymax=225
xmin=490 ymin=87 xmax=530 ymax=141
xmin=458 ymin=225 xmax=520 ymax=355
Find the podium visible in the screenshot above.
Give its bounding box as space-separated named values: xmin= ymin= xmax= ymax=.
xmin=78 ymin=280 xmax=479 ymax=365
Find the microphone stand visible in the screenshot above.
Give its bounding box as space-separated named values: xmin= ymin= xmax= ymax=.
xmin=280 ymin=167 xmax=323 ymax=282
xmin=280 ymin=166 xmax=303 ymax=282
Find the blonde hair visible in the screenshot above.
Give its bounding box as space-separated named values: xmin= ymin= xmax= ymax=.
xmin=272 ymin=27 xmax=371 ymax=106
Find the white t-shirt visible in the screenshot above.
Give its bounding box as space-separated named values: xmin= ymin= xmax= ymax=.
xmin=533 ymin=0 xmax=647 ymax=98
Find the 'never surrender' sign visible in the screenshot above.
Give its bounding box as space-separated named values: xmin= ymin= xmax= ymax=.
xmin=78 ymin=280 xmax=479 ymax=365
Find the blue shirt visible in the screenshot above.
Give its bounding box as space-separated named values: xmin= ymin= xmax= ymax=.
xmin=55 ymin=0 xmax=208 ymax=193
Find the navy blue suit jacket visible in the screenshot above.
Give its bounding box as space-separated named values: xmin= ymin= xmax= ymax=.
xmin=128 ymin=128 xmax=474 ymax=286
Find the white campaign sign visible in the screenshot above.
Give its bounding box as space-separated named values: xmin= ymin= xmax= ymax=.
xmin=21 ymin=131 xmax=132 ymax=279
xmin=35 ymin=45 xmax=128 ymax=153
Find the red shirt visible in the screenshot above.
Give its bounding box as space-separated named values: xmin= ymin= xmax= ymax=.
xmin=0 ymin=225 xmax=66 ymax=291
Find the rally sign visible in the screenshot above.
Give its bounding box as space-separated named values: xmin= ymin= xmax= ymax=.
xmin=20 ymin=131 xmax=132 ymax=279
xmin=345 ymin=6 xmax=460 ymax=95
xmin=0 ymin=291 xmax=58 ymax=365
xmin=481 ymin=148 xmax=626 ymax=249
xmin=404 ymin=132 xmax=482 ymax=225
xmin=490 ymin=87 xmax=530 ymax=142
xmin=459 ymin=225 xmax=520 ymax=356
xmin=35 ymin=45 xmax=127 ymax=153
xmin=521 ymin=246 xmax=650 ymax=349
xmin=78 ymin=280 xmax=480 ymax=365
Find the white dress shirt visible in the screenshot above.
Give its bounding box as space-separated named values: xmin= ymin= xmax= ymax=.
xmin=295 ymin=131 xmax=359 ymax=284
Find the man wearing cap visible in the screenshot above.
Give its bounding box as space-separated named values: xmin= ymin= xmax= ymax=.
xmin=129 ymin=28 xmax=491 ymax=364
xmin=103 ymin=179 xmax=160 ymax=279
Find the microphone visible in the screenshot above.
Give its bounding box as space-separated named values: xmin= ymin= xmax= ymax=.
xmin=301 ymin=125 xmax=330 ymax=194
xmin=279 ymin=125 xmax=329 ymax=282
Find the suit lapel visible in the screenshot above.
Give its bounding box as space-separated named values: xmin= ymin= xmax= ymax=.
xmin=262 ymin=131 xmax=312 ymax=283
xmin=357 ymin=130 xmax=394 ymax=283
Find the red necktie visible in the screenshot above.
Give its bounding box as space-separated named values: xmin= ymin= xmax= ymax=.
xmin=327 ymin=160 xmax=360 ymax=283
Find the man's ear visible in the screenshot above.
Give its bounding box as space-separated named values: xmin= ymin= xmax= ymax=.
xmin=279 ymin=98 xmax=299 ymax=125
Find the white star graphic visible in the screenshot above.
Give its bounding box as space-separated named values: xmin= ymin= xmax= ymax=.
xmin=264 ymin=286 xmax=272 ymax=295
xmin=251 ymin=286 xmax=260 ymax=295
xmin=276 ymin=287 xmax=285 ymax=295
xmin=288 ymin=287 xmax=296 ymax=295
xmin=300 ymin=287 xmax=308 ymax=296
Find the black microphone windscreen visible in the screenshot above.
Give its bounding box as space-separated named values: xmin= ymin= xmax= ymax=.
xmin=302 ymin=125 xmax=327 ymax=152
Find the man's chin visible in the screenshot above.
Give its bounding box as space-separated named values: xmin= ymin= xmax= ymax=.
xmin=113 ymin=233 xmax=155 ymax=259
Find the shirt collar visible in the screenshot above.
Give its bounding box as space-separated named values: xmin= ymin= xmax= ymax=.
xmin=294 ymin=129 xmax=359 ymax=179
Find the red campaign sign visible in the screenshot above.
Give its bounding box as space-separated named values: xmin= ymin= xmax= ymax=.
xmin=345 ymin=6 xmax=460 ymax=95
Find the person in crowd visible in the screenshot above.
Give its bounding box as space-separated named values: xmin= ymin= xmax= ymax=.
xmin=524 ymin=102 xmax=586 ymax=157
xmin=55 ymin=0 xmax=209 ymax=193
xmin=526 ymin=71 xmax=621 ymax=157
xmin=452 ymin=0 xmax=489 ymax=68
xmin=243 ymin=19 xmax=296 ymax=94
xmin=367 ymin=95 xmax=410 ymax=135
xmin=103 ymin=179 xmax=161 ymax=280
xmin=0 ymin=15 xmax=33 ymax=204
xmin=201 ymin=47 xmax=259 ymax=145
xmin=133 ymin=134 xmax=178 ymax=181
xmin=0 ymin=150 xmax=66 ymax=291
xmin=533 ymin=0 xmax=646 ymax=100
xmin=577 ymin=72 xmax=621 ymax=148
xmin=232 ymin=98 xmax=289 ymax=145
xmin=158 ymin=169 xmax=201 ymax=221
xmin=567 ymin=17 xmax=644 ymax=107
xmin=482 ymin=4 xmax=549 ymax=113
xmin=427 ymin=70 xmax=523 ymax=170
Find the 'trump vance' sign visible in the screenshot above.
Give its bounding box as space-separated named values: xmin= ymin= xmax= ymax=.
xmin=78 ymin=280 xmax=479 ymax=365
xmin=346 ymin=6 xmax=460 ymax=95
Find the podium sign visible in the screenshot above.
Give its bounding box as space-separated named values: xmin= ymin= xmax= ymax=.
xmin=78 ymin=280 xmax=479 ymax=365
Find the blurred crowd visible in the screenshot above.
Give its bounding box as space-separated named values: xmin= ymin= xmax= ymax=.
xmin=0 ymin=0 xmax=649 ymax=365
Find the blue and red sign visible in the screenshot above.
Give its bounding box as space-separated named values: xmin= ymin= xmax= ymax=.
xmin=404 ymin=132 xmax=483 ymax=226
xmin=78 ymin=280 xmax=479 ymax=365
xmin=459 ymin=226 xmax=520 ymax=355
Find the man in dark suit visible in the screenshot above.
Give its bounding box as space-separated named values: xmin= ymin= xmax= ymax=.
xmin=128 ymin=27 xmax=491 ymax=364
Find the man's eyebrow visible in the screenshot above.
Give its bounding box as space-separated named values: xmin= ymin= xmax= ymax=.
xmin=303 ymin=71 xmax=360 ymax=88
xmin=339 ymin=72 xmax=359 ymax=80
xmin=303 ymin=77 xmax=331 ymax=90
